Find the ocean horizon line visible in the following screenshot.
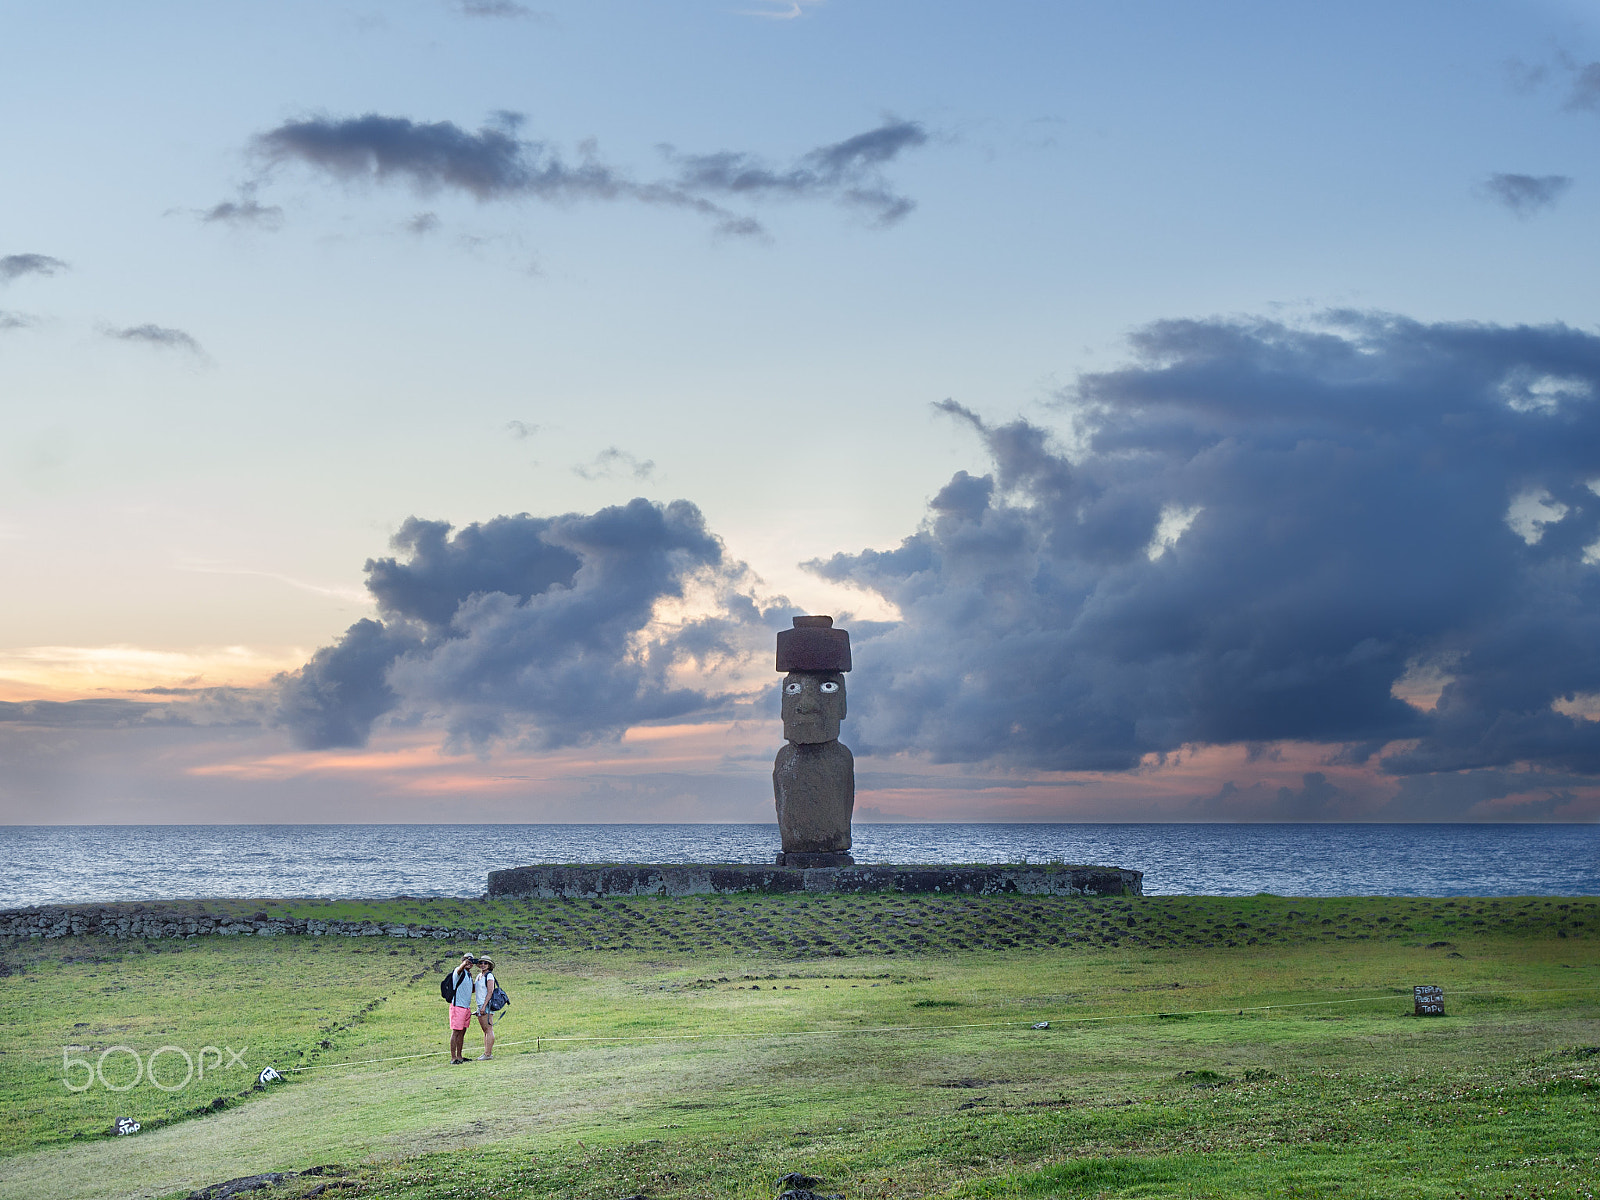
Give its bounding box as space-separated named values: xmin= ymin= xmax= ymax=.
xmin=4 ymin=824 xmax=1594 ymax=905
xmin=4 ymin=819 xmax=1597 ymax=829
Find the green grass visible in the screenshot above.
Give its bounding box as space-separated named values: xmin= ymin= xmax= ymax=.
xmin=0 ymin=894 xmax=1595 ymax=1200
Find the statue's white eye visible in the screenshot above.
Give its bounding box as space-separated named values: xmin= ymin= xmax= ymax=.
xmin=784 ymin=681 xmax=802 ymax=694
xmin=819 ymin=681 xmax=839 ymax=693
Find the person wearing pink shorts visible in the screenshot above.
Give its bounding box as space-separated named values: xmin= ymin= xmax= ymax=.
xmin=446 ymin=953 xmax=477 ymax=1064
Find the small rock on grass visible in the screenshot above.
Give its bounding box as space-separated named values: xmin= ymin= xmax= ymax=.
xmin=778 ymin=1171 xmax=845 ymax=1198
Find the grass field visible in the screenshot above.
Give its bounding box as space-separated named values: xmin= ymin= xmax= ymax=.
xmin=0 ymin=892 xmax=1595 ymax=1200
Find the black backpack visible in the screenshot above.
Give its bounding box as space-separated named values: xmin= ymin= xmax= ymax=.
xmin=440 ymin=968 xmax=462 ymax=1003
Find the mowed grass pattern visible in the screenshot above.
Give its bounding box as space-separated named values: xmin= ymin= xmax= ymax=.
xmin=0 ymin=893 xmax=1595 ymax=1200
xmin=263 ymin=891 xmax=1595 ymax=956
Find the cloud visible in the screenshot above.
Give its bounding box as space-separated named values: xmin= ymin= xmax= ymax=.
xmin=1504 ymin=57 xmax=1549 ymax=94
xmin=1193 ymin=771 xmax=1356 ymax=821
xmin=808 ymin=312 xmax=1600 ymax=786
xmin=505 ymin=419 xmax=540 ymax=438
xmin=1378 ymin=767 xmax=1589 ymax=820
xmin=255 ymin=112 xmax=556 ymax=200
xmin=451 ymin=0 xmax=543 ymax=16
xmin=0 ymin=692 xmax=260 ymax=730
xmin=199 ymin=190 xmax=285 ymax=229
xmin=406 ymin=211 xmax=442 ymax=235
xmin=0 ymin=254 xmax=67 ymax=284
xmin=0 ymin=698 xmax=187 ymax=729
xmin=274 ymin=500 xmax=775 ymax=751
xmin=106 ymin=324 xmax=205 ymax=355
xmin=853 ymin=805 xmax=914 ymax=821
xmin=251 ymin=112 xmax=927 ymax=233
xmin=573 ymin=447 xmax=655 ymax=481
xmin=0 ymin=311 xmax=32 ymax=332
xmin=273 ymin=618 xmax=422 ymax=751
xmin=1515 ymin=54 xmax=1600 ymax=113
xmin=1482 ymin=172 xmax=1572 ymax=217
xmin=664 ymin=119 xmax=928 ymax=225
xmin=1566 ymin=61 xmax=1600 ymax=111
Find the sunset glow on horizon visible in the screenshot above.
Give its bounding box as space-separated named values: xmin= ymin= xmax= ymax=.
xmin=5 ymin=1 xmax=1600 ymax=825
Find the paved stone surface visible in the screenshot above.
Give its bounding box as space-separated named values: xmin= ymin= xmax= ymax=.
xmin=485 ymin=862 xmax=1142 ymax=897
xmin=5 ymin=894 xmax=1587 ymax=959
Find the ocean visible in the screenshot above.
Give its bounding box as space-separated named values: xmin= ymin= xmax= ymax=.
xmin=0 ymin=823 xmax=1595 ymax=907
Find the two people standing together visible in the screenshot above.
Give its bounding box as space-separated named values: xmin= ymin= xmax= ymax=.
xmin=446 ymin=953 xmax=498 ymax=1064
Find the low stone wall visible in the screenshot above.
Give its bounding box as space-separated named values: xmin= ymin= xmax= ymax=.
xmin=486 ymin=863 xmax=1142 ymax=899
xmin=0 ymin=907 xmax=487 ymax=943
xmin=0 ymin=865 xmax=1141 ymax=942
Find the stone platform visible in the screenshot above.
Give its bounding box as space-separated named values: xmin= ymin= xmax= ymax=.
xmin=486 ymin=862 xmax=1142 ymax=899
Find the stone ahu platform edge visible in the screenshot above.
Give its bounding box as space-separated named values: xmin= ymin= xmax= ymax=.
xmin=486 ymin=862 xmax=1142 ymax=899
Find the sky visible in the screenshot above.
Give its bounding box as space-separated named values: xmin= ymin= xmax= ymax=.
xmin=4 ymin=0 xmax=1600 ymax=824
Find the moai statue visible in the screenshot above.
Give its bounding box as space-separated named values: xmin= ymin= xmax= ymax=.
xmin=773 ymin=615 xmax=855 ymax=867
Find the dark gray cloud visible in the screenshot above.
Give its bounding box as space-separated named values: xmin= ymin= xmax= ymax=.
xmin=273 ymin=618 xmax=422 ymax=750
xmin=0 ymin=311 xmax=31 ymax=332
xmin=0 ymin=691 xmax=260 ymax=730
xmin=251 ymin=112 xmax=927 ymax=234
xmin=1193 ymin=772 xmax=1355 ymax=821
xmin=367 ymin=513 xmax=583 ymax=628
xmin=1566 ymin=61 xmax=1600 ymax=111
xmin=663 ymin=119 xmax=928 ymax=225
xmin=1191 ymin=759 xmax=1588 ymax=821
xmin=406 ymin=211 xmax=442 ymax=235
xmin=810 ymin=313 xmax=1600 ymax=791
xmin=274 ymin=499 xmax=777 ymax=751
xmin=1483 ymin=172 xmax=1572 ymax=217
xmin=0 ymin=254 xmax=67 ymax=284
xmin=107 ymin=324 xmax=205 ymax=355
xmin=256 ymin=113 xmax=564 ymax=201
xmin=200 ymin=192 xmax=285 ymax=229
xmin=1515 ymin=54 xmax=1600 ymax=113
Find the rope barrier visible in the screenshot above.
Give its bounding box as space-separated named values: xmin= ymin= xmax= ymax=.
xmin=284 ymin=982 xmax=1600 ymax=1074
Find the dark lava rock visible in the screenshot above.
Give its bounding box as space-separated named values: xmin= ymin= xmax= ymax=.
xmin=188 ymin=1173 xmax=292 ymax=1200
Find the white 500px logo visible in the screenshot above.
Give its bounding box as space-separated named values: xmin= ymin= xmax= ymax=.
xmin=61 ymin=1045 xmax=248 ymax=1092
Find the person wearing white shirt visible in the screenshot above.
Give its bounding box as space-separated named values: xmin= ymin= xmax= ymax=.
xmin=447 ymin=953 xmax=476 ymax=1065
xmin=472 ymin=956 xmax=497 ymax=1061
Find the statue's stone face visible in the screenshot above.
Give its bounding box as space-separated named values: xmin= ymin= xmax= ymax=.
xmin=781 ymin=671 xmax=846 ymax=744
